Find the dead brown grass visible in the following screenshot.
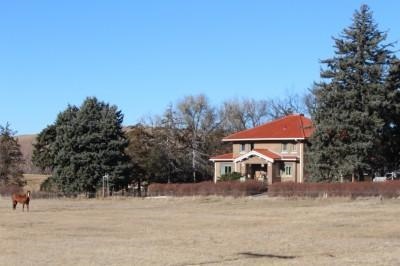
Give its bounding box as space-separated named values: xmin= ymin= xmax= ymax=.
xmin=0 ymin=196 xmax=399 ymax=265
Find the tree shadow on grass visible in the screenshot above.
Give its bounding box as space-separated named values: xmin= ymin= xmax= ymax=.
xmin=238 ymin=252 xmax=297 ymax=260
xmin=178 ymin=251 xmax=298 ymax=266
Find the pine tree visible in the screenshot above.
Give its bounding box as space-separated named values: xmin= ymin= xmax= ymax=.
xmin=0 ymin=123 xmax=25 ymax=187
xmin=308 ymin=5 xmax=394 ymax=181
xmin=381 ymin=59 xmax=400 ymax=171
xmin=33 ymin=97 xmax=133 ymax=193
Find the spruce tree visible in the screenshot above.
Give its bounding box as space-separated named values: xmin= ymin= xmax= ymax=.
xmin=0 ymin=123 xmax=25 ymax=186
xmin=381 ymin=59 xmax=400 ymax=171
xmin=33 ymin=97 xmax=133 ymax=193
xmin=308 ymin=5 xmax=394 ymax=181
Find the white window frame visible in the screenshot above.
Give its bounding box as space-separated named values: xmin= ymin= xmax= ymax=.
xmin=291 ymin=143 xmax=297 ymax=153
xmin=240 ymin=143 xmax=246 ymax=154
xmin=280 ymin=162 xmax=293 ymax=177
xmin=220 ymin=163 xmax=233 ymax=176
xmin=281 ymin=143 xmax=288 ymax=153
xmin=225 ymin=166 xmax=232 ymax=174
xmin=285 ymin=165 xmax=292 ymax=176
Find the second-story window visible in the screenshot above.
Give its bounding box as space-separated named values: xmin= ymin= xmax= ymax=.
xmin=282 ymin=143 xmax=288 ymax=153
xmin=240 ymin=143 xmax=246 ymax=153
xmin=291 ymin=143 xmax=297 ymax=153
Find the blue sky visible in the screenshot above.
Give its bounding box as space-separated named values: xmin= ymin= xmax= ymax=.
xmin=1 ymin=1 xmax=399 ymax=134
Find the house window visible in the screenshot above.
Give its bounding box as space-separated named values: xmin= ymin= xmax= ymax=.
xmin=225 ymin=166 xmax=232 ymax=174
xmin=240 ymin=143 xmax=246 ymax=153
xmin=285 ymin=165 xmax=292 ymax=176
xmin=280 ymin=162 xmax=293 ymax=177
xmin=221 ymin=163 xmax=233 ymax=176
xmin=282 ymin=143 xmax=288 ymax=153
xmin=291 ymin=143 xmax=297 ymax=153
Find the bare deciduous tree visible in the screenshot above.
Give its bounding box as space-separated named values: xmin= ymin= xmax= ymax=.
xmin=177 ymin=94 xmax=221 ymax=182
xmin=269 ymin=92 xmax=308 ymax=119
xmin=221 ymin=98 xmax=269 ymax=132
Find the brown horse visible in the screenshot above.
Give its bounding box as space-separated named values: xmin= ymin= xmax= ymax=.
xmin=12 ymin=191 xmax=31 ymax=212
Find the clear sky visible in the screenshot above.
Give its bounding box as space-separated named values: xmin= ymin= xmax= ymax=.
xmin=1 ymin=1 xmax=399 ymax=134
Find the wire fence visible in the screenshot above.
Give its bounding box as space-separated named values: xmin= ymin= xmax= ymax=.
xmin=1 ymin=189 xmax=148 ymax=200
xmin=2 ymin=181 xmax=400 ymax=199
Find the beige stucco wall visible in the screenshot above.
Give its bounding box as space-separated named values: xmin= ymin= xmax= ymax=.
xmin=215 ymin=140 xmax=307 ymax=183
xmin=232 ymin=143 xmax=252 ymax=155
xmin=232 ymin=141 xmax=300 ymax=156
xmin=214 ymin=161 xmax=236 ymax=181
xmin=297 ymin=161 xmax=301 ymax=183
xmin=214 ymin=162 xmax=221 ymax=182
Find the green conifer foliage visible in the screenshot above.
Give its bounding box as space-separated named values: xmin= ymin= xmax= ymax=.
xmin=0 ymin=123 xmax=25 ymax=187
xmin=33 ymin=97 xmax=133 ymax=193
xmin=308 ymin=5 xmax=395 ymax=181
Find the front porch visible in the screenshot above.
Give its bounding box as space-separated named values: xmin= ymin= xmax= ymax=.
xmin=211 ymin=149 xmax=299 ymax=184
xmin=234 ymin=149 xmax=279 ymax=184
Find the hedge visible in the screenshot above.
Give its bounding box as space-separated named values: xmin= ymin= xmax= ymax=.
xmin=268 ymin=181 xmax=400 ymax=198
xmin=148 ymin=180 xmax=267 ymax=197
xmin=0 ymin=184 xmax=23 ymax=196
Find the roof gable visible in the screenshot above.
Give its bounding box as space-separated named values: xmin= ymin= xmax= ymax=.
xmin=223 ymin=114 xmax=313 ymax=141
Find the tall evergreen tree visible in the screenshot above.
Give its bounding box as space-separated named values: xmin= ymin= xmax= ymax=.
xmin=0 ymin=123 xmax=25 ymax=186
xmin=308 ymin=5 xmax=394 ymax=181
xmin=381 ymin=59 xmax=400 ymax=171
xmin=33 ymin=97 xmax=133 ymax=193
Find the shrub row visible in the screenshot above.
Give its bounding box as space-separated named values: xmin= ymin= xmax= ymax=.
xmin=148 ymin=180 xmax=267 ymax=197
xmin=0 ymin=185 xmax=23 ymax=196
xmin=268 ymin=181 xmax=400 ymax=198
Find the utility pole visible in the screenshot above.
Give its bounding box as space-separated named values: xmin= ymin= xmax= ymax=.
xmin=103 ymin=174 xmax=109 ymax=197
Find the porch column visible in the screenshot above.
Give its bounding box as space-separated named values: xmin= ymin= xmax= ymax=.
xmin=299 ymin=142 xmax=304 ymax=183
xmin=267 ymin=162 xmax=273 ymax=185
xmin=214 ymin=162 xmax=217 ymax=183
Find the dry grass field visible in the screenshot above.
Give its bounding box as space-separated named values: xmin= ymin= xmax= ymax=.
xmin=1 ymin=196 xmax=399 ymax=266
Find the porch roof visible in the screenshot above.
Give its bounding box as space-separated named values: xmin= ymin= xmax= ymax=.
xmin=210 ymin=149 xmax=299 ymax=163
xmin=234 ymin=149 xmax=281 ymax=163
xmin=209 ymin=153 xmax=237 ymax=162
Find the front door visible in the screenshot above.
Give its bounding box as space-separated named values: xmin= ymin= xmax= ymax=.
xmin=248 ymin=164 xmax=267 ymax=180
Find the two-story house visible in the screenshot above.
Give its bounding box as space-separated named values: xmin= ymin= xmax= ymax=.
xmin=210 ymin=114 xmax=313 ymax=184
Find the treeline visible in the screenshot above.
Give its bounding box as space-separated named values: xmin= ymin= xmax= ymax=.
xmin=0 ymin=93 xmax=307 ymax=193
xmin=126 ymin=93 xmax=308 ymax=187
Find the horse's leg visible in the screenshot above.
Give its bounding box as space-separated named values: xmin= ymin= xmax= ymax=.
xmin=23 ymin=203 xmax=25 ymax=212
xmin=12 ymin=201 xmax=17 ymax=210
xmin=27 ymin=203 xmax=29 ymax=212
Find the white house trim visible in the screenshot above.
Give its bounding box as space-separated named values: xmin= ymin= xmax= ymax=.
xmin=280 ymin=157 xmax=299 ymax=162
xmin=209 ymin=158 xmax=234 ymax=162
xmin=223 ymin=138 xmax=305 ymax=142
xmin=234 ymin=150 xmax=275 ymax=163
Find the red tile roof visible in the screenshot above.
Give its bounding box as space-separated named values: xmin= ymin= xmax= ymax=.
xmin=252 ymin=149 xmax=281 ymax=160
xmin=223 ymin=114 xmax=313 ymax=141
xmin=209 ymin=153 xmax=236 ymax=161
